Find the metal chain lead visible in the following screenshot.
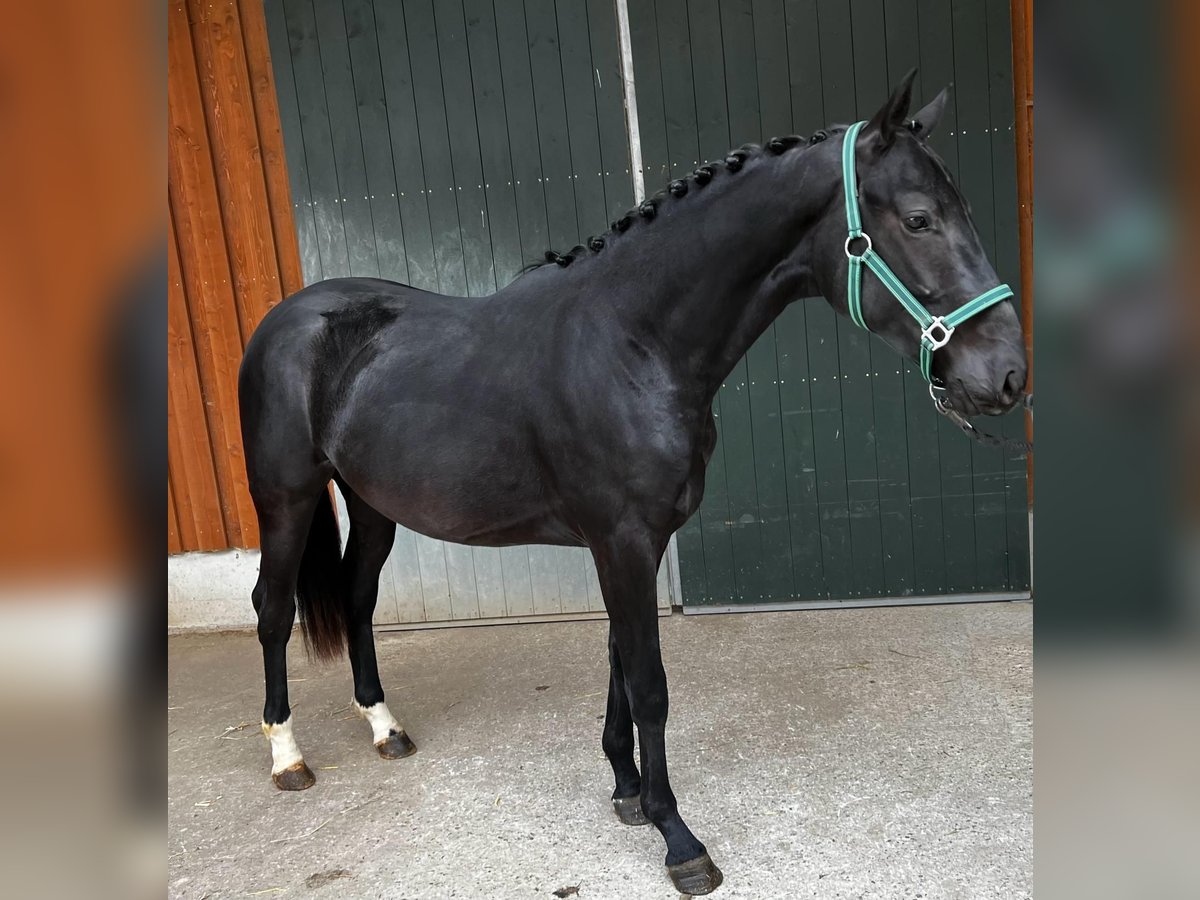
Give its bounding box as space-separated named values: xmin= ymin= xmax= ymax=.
xmin=930 ymin=387 xmax=1033 ymax=455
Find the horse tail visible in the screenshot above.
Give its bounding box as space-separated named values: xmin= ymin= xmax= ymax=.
xmin=296 ymin=487 xmax=346 ymax=661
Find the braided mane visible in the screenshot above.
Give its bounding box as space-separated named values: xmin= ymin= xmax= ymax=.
xmin=518 ymin=127 xmax=850 ymax=276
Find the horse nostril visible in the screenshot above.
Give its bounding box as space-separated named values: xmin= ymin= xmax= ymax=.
xmin=998 ymin=369 xmax=1023 ymax=405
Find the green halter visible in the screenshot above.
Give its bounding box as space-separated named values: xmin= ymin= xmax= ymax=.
xmin=841 ymin=120 xmax=1014 ymax=382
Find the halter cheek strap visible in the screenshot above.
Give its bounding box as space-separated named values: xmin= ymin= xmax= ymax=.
xmin=841 ymin=121 xmax=1014 ymax=383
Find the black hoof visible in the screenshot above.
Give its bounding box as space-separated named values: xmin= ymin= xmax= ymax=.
xmin=272 ymin=761 xmax=316 ymax=791
xmin=667 ymin=852 xmax=724 ymax=896
xmin=376 ymin=729 xmax=417 ymax=760
xmin=612 ymin=795 xmax=650 ymax=826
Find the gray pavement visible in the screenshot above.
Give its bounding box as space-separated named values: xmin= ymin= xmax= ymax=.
xmin=168 ymin=603 xmax=1031 ymax=899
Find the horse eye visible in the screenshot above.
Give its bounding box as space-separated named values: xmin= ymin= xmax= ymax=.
xmin=904 ymin=214 xmax=930 ymax=231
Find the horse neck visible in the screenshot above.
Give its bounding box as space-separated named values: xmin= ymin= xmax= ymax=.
xmin=601 ymin=144 xmax=837 ymax=399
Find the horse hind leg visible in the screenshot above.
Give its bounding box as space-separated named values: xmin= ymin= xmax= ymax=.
xmin=252 ymin=482 xmax=341 ymax=791
xmin=337 ymin=478 xmax=416 ymax=760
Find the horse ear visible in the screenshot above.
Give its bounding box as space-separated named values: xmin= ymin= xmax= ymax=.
xmin=908 ymin=88 xmax=949 ymax=141
xmin=865 ymin=68 xmax=918 ymax=151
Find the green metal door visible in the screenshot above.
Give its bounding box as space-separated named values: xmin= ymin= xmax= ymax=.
xmin=265 ymin=0 xmax=1030 ymax=616
xmin=627 ymin=0 xmax=1030 ymax=607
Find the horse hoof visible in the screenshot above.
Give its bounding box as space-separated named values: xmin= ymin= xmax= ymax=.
xmin=667 ymin=852 xmax=724 ymax=896
xmin=612 ymin=795 xmax=650 ymax=826
xmin=272 ymin=761 xmax=316 ymax=791
xmin=376 ymin=729 xmax=417 ymax=760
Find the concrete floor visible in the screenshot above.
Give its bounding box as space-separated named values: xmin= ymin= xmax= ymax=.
xmin=168 ymin=603 xmax=1031 ymax=900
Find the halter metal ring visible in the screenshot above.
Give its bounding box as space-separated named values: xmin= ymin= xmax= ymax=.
xmin=844 ymin=232 xmax=872 ymax=259
xmin=928 ymin=381 xmax=952 ymax=414
xmin=921 ymin=316 xmax=954 ymax=350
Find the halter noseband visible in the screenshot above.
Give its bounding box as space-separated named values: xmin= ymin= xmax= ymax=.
xmin=841 ymin=121 xmax=1014 ymax=383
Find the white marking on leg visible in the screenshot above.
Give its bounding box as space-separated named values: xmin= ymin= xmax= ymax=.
xmin=261 ymin=716 xmax=303 ymax=774
xmin=354 ymin=699 xmax=402 ymax=745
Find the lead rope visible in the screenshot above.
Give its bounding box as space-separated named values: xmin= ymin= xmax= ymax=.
xmin=930 ymin=385 xmax=1033 ymax=454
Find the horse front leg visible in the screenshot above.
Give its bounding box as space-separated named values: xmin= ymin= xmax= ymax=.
xmin=592 ymin=528 xmax=723 ymax=895
xmin=604 ymin=627 xmax=649 ymax=826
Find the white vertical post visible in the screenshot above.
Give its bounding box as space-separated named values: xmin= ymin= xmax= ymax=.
xmin=614 ymin=0 xmax=684 ymax=608
xmin=614 ymin=0 xmax=645 ymax=203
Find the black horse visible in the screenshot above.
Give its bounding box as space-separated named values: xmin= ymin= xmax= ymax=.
xmin=238 ymin=72 xmax=1026 ymax=894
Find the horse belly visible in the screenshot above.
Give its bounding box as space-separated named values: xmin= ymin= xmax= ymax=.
xmin=330 ymin=402 xmax=571 ymax=547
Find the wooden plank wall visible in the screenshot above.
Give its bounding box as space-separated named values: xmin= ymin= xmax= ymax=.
xmin=168 ymin=0 xmax=304 ymax=551
xmin=629 ymin=0 xmax=1031 ymax=605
